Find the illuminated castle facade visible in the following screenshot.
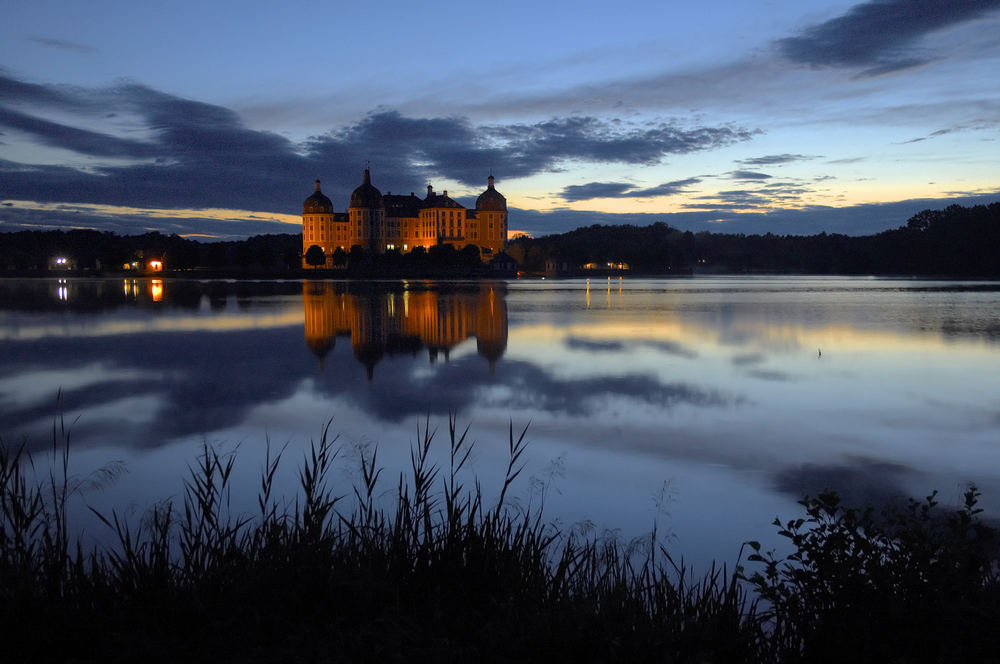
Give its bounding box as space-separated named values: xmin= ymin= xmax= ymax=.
xmin=302 ymin=169 xmax=508 ymax=268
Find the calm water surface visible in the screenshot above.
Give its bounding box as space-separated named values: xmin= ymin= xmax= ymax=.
xmin=2 ymin=276 xmax=999 ymax=567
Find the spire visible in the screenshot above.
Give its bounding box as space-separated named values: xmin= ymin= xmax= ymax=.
xmin=315 ymin=179 xmax=322 ymax=192
xmin=363 ymin=167 xmax=371 ymax=185
xmin=487 ymin=174 xmax=495 ymax=189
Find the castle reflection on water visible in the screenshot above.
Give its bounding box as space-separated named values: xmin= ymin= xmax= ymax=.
xmin=303 ymin=281 xmax=508 ymax=379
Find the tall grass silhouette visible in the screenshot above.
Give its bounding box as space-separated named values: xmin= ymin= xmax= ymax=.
xmin=2 ymin=415 xmax=997 ymax=662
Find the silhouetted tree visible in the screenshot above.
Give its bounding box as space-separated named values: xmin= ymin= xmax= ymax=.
xmin=460 ymin=244 xmax=482 ymax=268
xmin=281 ymin=246 xmax=300 ymax=269
xmin=332 ymin=247 xmax=347 ymax=268
xmin=305 ymin=244 xmax=325 ymax=268
xmin=349 ymin=245 xmax=367 ymax=266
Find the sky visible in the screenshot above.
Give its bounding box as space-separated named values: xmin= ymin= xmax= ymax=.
xmin=1 ymin=0 xmax=999 ymax=240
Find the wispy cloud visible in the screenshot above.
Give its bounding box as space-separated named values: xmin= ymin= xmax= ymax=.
xmin=559 ymin=177 xmax=702 ymax=202
xmin=900 ymin=128 xmax=956 ymax=144
xmin=729 ymin=170 xmax=772 ymax=181
xmin=738 ymin=154 xmax=819 ymax=166
xmin=30 ymin=37 xmax=98 ymax=55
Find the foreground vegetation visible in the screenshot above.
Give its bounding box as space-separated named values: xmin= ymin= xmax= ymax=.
xmin=2 ymin=420 xmax=998 ymax=663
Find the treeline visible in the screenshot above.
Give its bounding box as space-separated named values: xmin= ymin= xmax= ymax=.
xmin=2 ymin=201 xmax=998 ymax=277
xmin=509 ymin=202 xmax=1000 ymax=276
xmin=0 ymin=230 xmax=303 ymax=274
xmin=0 ymin=230 xmax=496 ymax=277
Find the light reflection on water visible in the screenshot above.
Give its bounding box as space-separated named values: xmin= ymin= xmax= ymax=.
xmin=1 ymin=276 xmax=999 ymax=568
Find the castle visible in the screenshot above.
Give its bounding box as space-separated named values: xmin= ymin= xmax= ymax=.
xmin=302 ymin=169 xmax=508 ymax=268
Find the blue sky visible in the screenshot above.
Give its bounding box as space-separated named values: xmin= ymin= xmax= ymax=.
xmin=1 ymin=0 xmax=998 ymax=240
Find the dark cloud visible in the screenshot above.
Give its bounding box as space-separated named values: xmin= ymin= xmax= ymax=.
xmin=0 ymin=73 xmax=754 ymax=224
xmin=0 ymin=72 xmax=84 ymax=108
xmin=632 ymin=178 xmax=704 ymax=198
xmin=738 ymin=154 xmax=818 ymax=166
xmin=729 ymin=170 xmax=772 ymax=181
xmin=313 ymin=112 xmax=752 ymax=188
xmin=697 ymin=189 xmax=773 ymax=208
xmin=0 ymin=105 xmax=157 ymax=158
xmin=777 ymin=0 xmax=1000 ymax=75
xmin=559 ymin=182 xmax=635 ymax=202
xmin=558 ymin=177 xmax=702 ymax=202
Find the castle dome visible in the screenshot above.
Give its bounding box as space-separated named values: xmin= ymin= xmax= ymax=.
xmin=304 ymin=180 xmax=334 ymax=214
xmin=476 ymin=175 xmax=506 ymax=211
xmin=349 ymin=168 xmax=384 ymax=209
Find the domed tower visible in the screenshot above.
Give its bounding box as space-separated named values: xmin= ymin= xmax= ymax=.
xmin=475 ymin=175 xmax=508 ymax=258
xmin=348 ymin=168 xmax=385 ymax=252
xmin=302 ymin=180 xmax=335 ymax=268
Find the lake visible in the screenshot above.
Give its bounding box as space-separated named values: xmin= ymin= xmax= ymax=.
xmin=2 ymin=276 xmax=999 ymax=569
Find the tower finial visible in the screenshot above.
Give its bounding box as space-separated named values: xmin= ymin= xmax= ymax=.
xmin=315 ymin=178 xmax=321 ymax=192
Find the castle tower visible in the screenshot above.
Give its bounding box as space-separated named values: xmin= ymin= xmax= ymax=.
xmin=302 ymin=180 xmax=335 ymax=268
xmin=475 ymin=174 xmax=508 ymax=258
xmin=348 ymin=167 xmax=385 ymax=252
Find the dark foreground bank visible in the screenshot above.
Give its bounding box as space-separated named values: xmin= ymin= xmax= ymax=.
xmin=2 ymin=420 xmax=998 ymax=663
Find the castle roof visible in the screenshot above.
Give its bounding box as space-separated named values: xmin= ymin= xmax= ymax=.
xmin=422 ymin=184 xmax=465 ymax=210
xmin=476 ymin=175 xmax=506 ymax=211
xmin=349 ymin=168 xmax=384 ymax=209
xmin=383 ymin=193 xmax=423 ymax=218
xmin=304 ymin=180 xmax=334 ymax=214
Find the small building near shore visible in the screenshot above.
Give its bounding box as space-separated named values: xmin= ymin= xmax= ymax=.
xmin=489 ymin=251 xmax=518 ymax=276
xmin=48 ymin=256 xmax=75 ymax=271
xmin=545 ymin=254 xmax=575 ymax=277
